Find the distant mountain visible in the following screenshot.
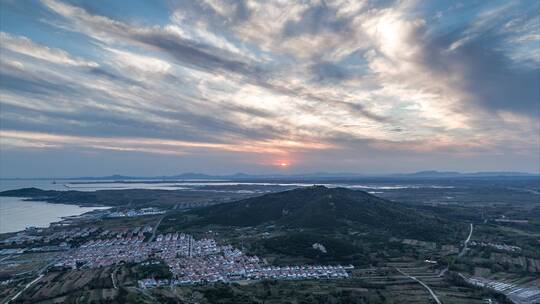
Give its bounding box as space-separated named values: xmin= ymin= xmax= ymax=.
xmin=392 ymin=170 xmax=536 ymax=178
xmin=169 ymin=172 xmax=221 ymax=179
xmin=2 ymin=171 xmax=537 ymax=180
xmin=189 ymin=186 xmax=457 ymax=242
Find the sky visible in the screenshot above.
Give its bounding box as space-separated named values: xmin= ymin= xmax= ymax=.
xmin=0 ymin=0 xmax=539 ymax=177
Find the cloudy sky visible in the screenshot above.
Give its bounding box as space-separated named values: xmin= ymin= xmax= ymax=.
xmin=0 ymin=0 xmax=539 ymax=177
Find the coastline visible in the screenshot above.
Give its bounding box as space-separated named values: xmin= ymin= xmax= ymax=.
xmin=17 ymin=197 xmax=110 ymax=208
xmin=0 ymin=197 xmax=110 ymax=234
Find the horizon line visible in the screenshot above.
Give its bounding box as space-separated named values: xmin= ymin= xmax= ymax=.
xmin=2 ymin=170 xmax=539 ymax=180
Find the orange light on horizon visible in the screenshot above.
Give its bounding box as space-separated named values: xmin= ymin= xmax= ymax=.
xmin=279 ymin=162 xmax=289 ymax=168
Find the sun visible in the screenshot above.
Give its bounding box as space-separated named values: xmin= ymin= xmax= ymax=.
xmin=279 ymin=162 xmax=289 ymax=168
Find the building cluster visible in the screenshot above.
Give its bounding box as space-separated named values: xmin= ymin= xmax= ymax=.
xmin=56 ymin=226 xmax=154 ymax=267
xmin=494 ymin=218 xmax=528 ymax=224
xmin=80 ymin=235 xmax=145 ymax=248
xmin=44 ymin=227 xmax=99 ymax=243
xmin=139 ymin=262 xmax=351 ymax=288
xmin=0 ymin=225 xmax=154 ymax=248
xmin=1 ymin=232 xmax=42 ymax=245
xmin=98 ymin=225 xmax=152 ymax=239
xmin=55 ymin=231 xmax=352 ymax=286
xmin=0 ymin=226 xmax=99 ymax=245
xmin=25 ymin=243 xmax=70 ymax=252
xmin=469 ymin=241 xmax=521 ymax=252
xmin=242 ymin=265 xmax=351 ymax=281
xmin=57 ymin=234 xmax=155 ymax=268
xmin=466 ymin=277 xmax=540 ymax=304
xmin=106 ymin=208 xmax=165 ymax=218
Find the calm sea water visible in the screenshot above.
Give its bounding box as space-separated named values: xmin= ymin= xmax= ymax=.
xmin=0 ymin=179 xmax=450 ymax=192
xmin=0 ymin=196 xmax=109 ymax=234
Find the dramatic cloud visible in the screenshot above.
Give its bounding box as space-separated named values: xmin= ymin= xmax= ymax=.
xmin=0 ymin=0 xmax=538 ymax=176
xmin=0 ymin=32 xmax=99 ymax=67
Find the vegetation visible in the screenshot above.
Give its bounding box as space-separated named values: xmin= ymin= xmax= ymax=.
xmin=0 ymin=187 xmax=255 ymax=209
xmin=3 ymin=179 xmax=538 ymax=303
xmin=189 ymin=186 xmax=462 ymax=242
xmin=133 ymin=261 xmax=173 ymax=280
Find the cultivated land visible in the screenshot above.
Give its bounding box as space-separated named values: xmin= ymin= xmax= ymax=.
xmin=1 ymin=177 xmax=539 ymax=303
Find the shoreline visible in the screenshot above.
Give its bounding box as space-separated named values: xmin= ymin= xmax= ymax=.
xmin=17 ymin=197 xmax=109 ymax=208
xmin=0 ymin=197 xmax=110 ymax=235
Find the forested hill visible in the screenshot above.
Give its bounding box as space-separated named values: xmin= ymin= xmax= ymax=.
xmin=190 ymin=186 xmax=460 ymax=242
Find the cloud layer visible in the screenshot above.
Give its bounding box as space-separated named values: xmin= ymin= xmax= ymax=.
xmin=0 ymin=0 xmax=538 ymax=176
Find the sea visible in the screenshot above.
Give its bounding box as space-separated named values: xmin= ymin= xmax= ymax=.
xmin=0 ymin=197 xmax=109 ymax=234
xmin=0 ymin=180 xmax=112 ymax=234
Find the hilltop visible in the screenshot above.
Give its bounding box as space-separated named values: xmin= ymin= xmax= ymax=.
xmin=189 ymin=186 xmax=457 ymax=242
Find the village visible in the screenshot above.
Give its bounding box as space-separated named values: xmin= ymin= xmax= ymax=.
xmin=56 ymin=231 xmax=353 ymax=286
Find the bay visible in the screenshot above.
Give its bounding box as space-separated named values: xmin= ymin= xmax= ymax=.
xmin=0 ymin=197 xmax=109 ymax=234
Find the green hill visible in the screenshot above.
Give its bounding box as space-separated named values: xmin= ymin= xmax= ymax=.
xmin=191 ymin=186 xmax=456 ymax=242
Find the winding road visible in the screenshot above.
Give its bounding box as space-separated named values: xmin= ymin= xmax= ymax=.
xmin=396 ymin=267 xmax=442 ymax=304
xmin=394 ymin=223 xmax=474 ymax=304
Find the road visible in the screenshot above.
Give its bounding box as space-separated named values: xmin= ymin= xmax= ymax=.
xmin=0 ymin=255 xmax=13 ymax=262
xmin=465 ymin=223 xmax=473 ymax=244
xmin=148 ymin=215 xmax=165 ymax=242
xmin=396 ymin=268 xmax=442 ymax=304
xmin=8 ymin=274 xmax=44 ymax=303
xmin=458 ymin=223 xmax=474 ymax=258
xmin=435 ymin=223 xmax=473 ymax=279
xmin=111 ymin=268 xmax=118 ymax=289
xmin=437 ymin=266 xmax=449 ymax=277
xmin=6 ymin=258 xmax=58 ymax=303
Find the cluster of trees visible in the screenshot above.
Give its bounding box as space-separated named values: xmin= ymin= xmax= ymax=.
xmin=260 ymin=232 xmax=362 ymax=264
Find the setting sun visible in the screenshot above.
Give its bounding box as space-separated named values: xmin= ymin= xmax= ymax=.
xmin=279 ymin=162 xmax=289 ymax=167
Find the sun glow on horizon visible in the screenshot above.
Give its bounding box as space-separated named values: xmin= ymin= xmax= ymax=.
xmin=279 ymin=162 xmax=289 ymax=168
